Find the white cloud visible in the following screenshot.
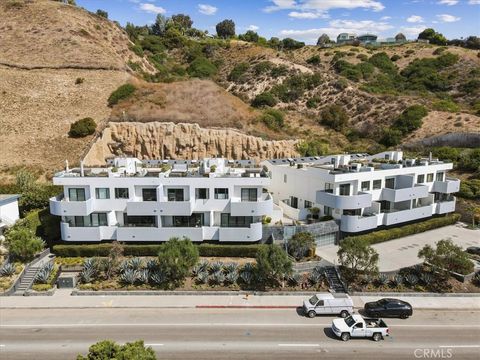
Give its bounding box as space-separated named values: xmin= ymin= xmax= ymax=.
xmin=198 ymin=4 xmax=218 ymax=15
xmin=468 ymin=0 xmax=480 ymax=4
xmin=400 ymin=25 xmax=427 ymax=37
xmin=288 ymin=11 xmax=323 ymax=19
xmin=380 ymin=16 xmax=391 ymax=20
xmin=265 ymin=0 xmax=385 ymax=13
xmin=437 ymin=0 xmax=458 ymax=5
xmin=247 ymin=25 xmax=259 ymax=31
xmin=139 ymin=3 xmax=165 ymax=14
xmin=406 ymin=15 xmax=424 ymax=23
xmin=436 ymin=13 xmax=460 ymax=22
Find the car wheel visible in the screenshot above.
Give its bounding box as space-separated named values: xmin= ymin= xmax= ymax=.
xmin=341 ymin=333 xmax=350 ymax=342
xmin=307 ymin=310 xmax=316 ymax=318
xmin=372 ymin=333 xmax=382 ymax=342
xmin=400 ymin=313 xmax=409 ymax=319
xmin=340 ymin=310 xmax=349 ymax=318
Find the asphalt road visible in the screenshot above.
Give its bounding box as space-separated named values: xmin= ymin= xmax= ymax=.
xmin=1 ymin=308 xmax=479 ymax=359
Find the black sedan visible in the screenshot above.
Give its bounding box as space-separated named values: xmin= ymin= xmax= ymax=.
xmin=364 ymin=298 xmax=413 ymax=319
xmin=466 ymin=246 xmax=480 ymax=256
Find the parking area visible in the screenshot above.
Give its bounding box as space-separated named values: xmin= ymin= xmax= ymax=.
xmin=315 ymin=224 xmax=480 ymax=272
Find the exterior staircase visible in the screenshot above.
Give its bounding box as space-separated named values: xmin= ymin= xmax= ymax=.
xmin=324 ymin=266 xmax=347 ymax=293
xmin=12 ymin=265 xmax=41 ymax=296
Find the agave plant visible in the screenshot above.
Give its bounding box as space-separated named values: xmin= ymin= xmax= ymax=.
xmin=35 ymin=262 xmax=54 ymax=284
xmin=80 ymin=267 xmax=96 ymax=283
xmin=210 ymin=270 xmax=225 ymax=285
xmin=391 ymin=274 xmax=403 ymax=287
xmin=308 ymin=271 xmax=323 ymax=285
xmin=0 ymin=262 xmax=15 ymax=277
xmin=420 ymin=272 xmax=434 ymax=286
xmin=196 ymin=271 xmax=209 ymax=284
xmin=191 ymin=263 xmax=206 ymax=276
xmin=83 ymin=258 xmax=97 ymax=272
xmin=119 ymin=260 xmax=130 ymax=274
xmin=225 ymin=271 xmax=239 ymax=285
xmin=137 ymin=269 xmax=149 ymax=284
xmin=146 ymin=259 xmax=159 ymax=272
xmin=288 ymin=273 xmax=302 ymax=286
xmin=129 ymin=257 xmax=143 ymax=271
xmin=376 ymin=274 xmax=389 ymax=286
xmin=150 ymin=270 xmax=166 ymax=286
xmin=209 ymin=261 xmax=224 ymax=274
xmin=197 ymin=260 xmax=210 ymax=273
xmin=241 ymin=262 xmax=255 ymax=274
xmin=120 ymin=268 xmax=138 ymax=285
xmin=240 ymin=270 xmax=253 ymax=285
xmin=224 ymin=263 xmax=238 ymax=274
xmin=404 ymin=274 xmax=419 ymax=286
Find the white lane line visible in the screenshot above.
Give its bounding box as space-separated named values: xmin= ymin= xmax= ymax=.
xmin=439 ymin=345 xmax=480 ymax=348
xmin=278 ymin=344 xmax=320 ymax=347
xmin=0 ymin=344 xmax=5 ymax=348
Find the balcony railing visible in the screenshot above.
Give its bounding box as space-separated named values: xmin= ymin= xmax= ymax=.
xmin=230 ymin=193 xmax=273 ymax=216
xmin=340 ymin=214 xmax=378 ymax=233
xmin=383 ymin=205 xmax=433 ymax=226
xmin=380 ymin=184 xmax=429 ymax=203
xmin=218 ymin=222 xmax=262 ymax=242
xmin=50 ymin=195 xmax=94 ymax=216
xmin=316 ymin=190 xmax=372 ymax=209
xmin=432 ymin=177 xmax=460 ymax=194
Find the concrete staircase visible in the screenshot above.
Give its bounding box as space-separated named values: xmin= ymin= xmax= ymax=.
xmin=324 ymin=266 xmax=347 ymax=293
xmin=12 ymin=265 xmax=41 ymax=295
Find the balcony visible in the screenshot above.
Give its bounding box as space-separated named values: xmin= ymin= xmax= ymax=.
xmin=316 ymin=190 xmax=372 ymax=209
xmin=116 ymin=226 xmax=204 ymax=242
xmin=219 ymin=222 xmax=263 ymax=242
xmin=435 ymin=197 xmax=456 ymax=214
xmin=383 ymin=205 xmax=433 ymax=226
xmin=158 ymin=200 xmax=193 ymax=216
xmin=380 ymin=184 xmax=429 ymax=203
xmin=126 ymin=201 xmax=160 ymax=216
xmin=340 ymin=214 xmax=378 ymax=233
xmin=433 ymin=177 xmax=460 ymax=194
xmin=230 ymin=193 xmax=273 ymax=217
xmin=50 ymin=196 xmax=94 ymax=216
xmin=60 ymin=222 xmax=116 ymax=242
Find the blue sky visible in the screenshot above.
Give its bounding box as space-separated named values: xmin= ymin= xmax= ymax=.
xmin=77 ymin=0 xmax=480 ymax=44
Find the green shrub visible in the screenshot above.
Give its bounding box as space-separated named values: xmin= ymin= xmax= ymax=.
xmin=433 ymin=99 xmax=460 ymax=112
xmin=379 ymin=128 xmax=403 ymax=147
xmin=228 ymin=62 xmax=249 ymax=82
xmin=4 ymin=227 xmax=44 ymax=262
xmin=130 ymin=44 xmax=144 ymax=57
xmin=368 ymin=52 xmax=397 ymax=74
xmin=187 ymin=57 xmax=217 ymax=78
xmin=270 ymin=65 xmax=288 ymax=77
xmin=253 ymin=61 xmax=273 ymax=75
xmin=343 ymin=214 xmax=461 ymax=245
xmin=75 ymin=77 xmax=84 ymax=85
xmin=306 ymin=55 xmax=320 ymax=65
xmin=461 ymin=79 xmax=480 ymax=94
xmin=357 ymin=53 xmax=368 ymax=61
xmin=393 ymin=105 xmax=428 ymax=135
xmin=306 ymin=96 xmax=320 ymax=109
xmin=319 ymin=105 xmax=348 ymax=132
xmin=158 ymin=238 xmax=199 ymax=287
xmin=419 ymin=238 xmax=474 ymax=275
xmin=296 ymin=139 xmax=329 ymax=156
xmin=68 ymin=117 xmax=96 ymax=138
xmin=390 ymin=54 xmax=401 ymax=62
xmin=251 ymin=92 xmax=277 ymax=108
xmin=458 ymin=179 xmax=480 ymax=200
xmin=288 ymin=232 xmax=315 ymax=260
xmin=258 ymin=108 xmax=285 ymax=130
xmin=272 ymin=73 xmax=322 ymax=103
xmin=107 ymin=84 xmax=136 ymax=106
xmin=78 ymin=340 xmax=156 ymax=360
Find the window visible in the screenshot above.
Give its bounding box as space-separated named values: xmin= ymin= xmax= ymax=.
xmin=355 ymin=323 xmax=364 ymax=329
xmin=436 ymin=172 xmax=444 ymax=182
xmin=167 ymin=188 xmax=184 ymax=201
xmin=195 ymin=188 xmax=209 ymax=200
xmin=372 ymin=180 xmax=382 ymax=190
xmin=68 ymin=188 xmax=85 ymax=201
xmin=324 ymin=206 xmax=332 ymax=216
xmin=427 ymin=173 xmax=434 ymax=182
xmin=214 ymin=188 xmax=229 ymax=200
xmin=241 ymin=188 xmax=257 ymax=202
xmin=339 ymin=184 xmax=350 ymax=196
xmin=283 ymin=174 xmax=287 ymax=183
xmin=316 ymin=300 xmax=324 ymax=307
xmin=142 ymin=188 xmax=157 ymax=201
xmin=361 ymin=181 xmax=370 ymax=191
xmin=66 ymin=213 xmax=107 ymax=227
xmin=115 ymin=188 xmax=129 ymax=199
xmin=290 ymin=196 xmax=298 ymax=209
xmin=123 ymin=215 xmax=157 ymax=227
xmin=304 ymin=200 xmax=313 ymax=209
xmin=417 ymin=174 xmax=425 ymax=184
xmin=95 ymin=188 xmax=110 ymax=199
xmin=343 ymin=209 xmax=361 ymax=216
xmin=385 ymin=178 xmax=395 ymax=189
xmin=172 ymin=213 xmax=204 ymax=227
xmin=380 ymin=200 xmax=390 ymax=212
xmin=324 ymin=183 xmax=334 ymax=193
xmin=220 ymin=214 xmax=253 ymax=227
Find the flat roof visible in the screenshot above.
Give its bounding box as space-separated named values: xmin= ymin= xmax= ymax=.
xmin=0 ymin=194 xmax=20 ymax=206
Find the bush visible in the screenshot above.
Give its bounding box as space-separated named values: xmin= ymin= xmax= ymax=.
xmin=458 ymin=179 xmax=480 ymax=200
xmin=343 ymin=214 xmax=461 ymax=245
xmin=368 ymin=52 xmax=397 ymax=74
xmin=75 ymin=77 xmax=84 ymax=84
xmin=107 ymin=84 xmax=136 ymax=106
xmin=228 ymin=63 xmax=249 ymax=82
xmin=4 ymin=227 xmax=44 ymax=262
xmin=251 ymin=92 xmax=277 ymax=108
xmin=255 ymin=245 xmax=292 ymax=286
xmin=270 ymin=65 xmax=288 ymax=77
xmin=306 ymin=55 xmax=320 ymax=65
xmin=187 ymin=57 xmax=217 ymax=78
xmin=288 ymin=232 xmax=315 ymax=260
xmin=253 ymin=61 xmax=273 ymax=75
xmin=419 ymin=239 xmax=474 ymax=275
xmin=390 ymin=54 xmax=401 ymax=62
xmin=319 ymin=105 xmax=348 ymax=132
xmin=272 ymin=73 xmax=322 ymax=103
xmin=393 ymin=105 xmax=428 ymax=135
xmin=77 ymin=340 xmax=156 ymax=360
xmin=296 ymin=139 xmax=329 ymax=156
xmin=258 ymin=108 xmax=285 ymax=130
xmin=157 ymin=238 xmax=199 ymax=287
xmin=433 ymin=100 xmax=460 ymax=112
xmin=68 ymin=117 xmax=96 ymax=138
xmin=379 ymin=128 xmax=403 ymax=147
xmin=357 ymin=53 xmax=368 ymax=61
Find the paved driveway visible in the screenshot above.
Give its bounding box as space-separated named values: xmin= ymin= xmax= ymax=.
xmin=315 ymin=224 xmax=480 ymax=272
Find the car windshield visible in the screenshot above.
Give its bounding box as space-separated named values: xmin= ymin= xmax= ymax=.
xmin=309 ymin=295 xmax=319 ymax=306
xmin=345 ymin=316 xmax=356 ymax=327
xmin=377 ymin=299 xmax=388 ymax=306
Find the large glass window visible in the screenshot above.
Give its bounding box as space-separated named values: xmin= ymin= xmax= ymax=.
xmin=385 ymin=178 xmax=395 ymax=189
xmin=115 ymin=188 xmax=129 ymax=199
xmin=95 ymin=188 xmax=110 ymax=199
xmin=324 ymin=206 xmax=332 ymax=216
xmin=417 ymin=174 xmax=425 ymax=184
xmin=241 ymin=188 xmax=257 ymax=202
xmin=339 ymin=184 xmax=351 ymax=196
xmin=324 ymin=183 xmax=334 ymax=193
xmin=361 ymin=181 xmax=370 ymax=191
xmin=304 ymin=200 xmax=313 ymax=209
xmin=66 ymin=213 xmax=107 ymax=227
xmin=220 ymin=214 xmax=253 ymax=227
xmin=290 ymin=196 xmax=298 ymax=209
xmin=142 ymin=188 xmax=157 ymax=201
xmin=436 ymin=172 xmax=444 ymax=182
xmin=123 ymin=215 xmax=157 ymax=227
xmin=214 ymin=188 xmax=229 ymax=200
xmin=167 ymin=188 xmax=184 ymax=201
xmin=195 ymin=188 xmax=209 ymax=200
xmin=172 ymin=213 xmax=204 ymax=227
xmin=427 ymin=173 xmax=434 ymax=182
xmin=372 ymin=180 xmax=382 ymax=190
xmin=68 ymin=188 xmax=86 ymax=201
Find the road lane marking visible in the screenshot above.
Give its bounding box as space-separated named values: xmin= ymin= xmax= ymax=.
xmin=278 ymin=344 xmax=320 ymax=347
xmin=439 ymin=345 xmax=480 ymax=348
xmin=0 ymin=344 xmax=5 ymax=347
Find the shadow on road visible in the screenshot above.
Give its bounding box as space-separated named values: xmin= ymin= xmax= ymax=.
xmin=295 ymin=307 xmax=305 ymax=317
xmin=323 ymin=327 xmax=338 ymax=340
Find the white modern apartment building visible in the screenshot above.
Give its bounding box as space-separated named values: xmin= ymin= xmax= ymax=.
xmin=50 ymin=158 xmax=272 ymax=243
xmin=262 ymin=151 xmax=460 ymax=234
xmin=0 ymin=194 xmax=20 ymax=237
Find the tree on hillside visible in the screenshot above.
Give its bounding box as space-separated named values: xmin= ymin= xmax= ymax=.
xmin=465 ymin=36 xmax=480 ymax=50
xmin=152 ymin=14 xmax=167 ymax=36
xmin=171 ymin=14 xmax=193 ymax=33
xmin=157 ymin=238 xmax=199 ymax=287
xmin=239 ymin=30 xmax=260 ymax=43
xmin=418 ymin=239 xmax=474 ymax=276
xmin=319 ymin=105 xmax=349 ymax=132
xmin=95 ymin=9 xmax=108 ymax=19
xmin=77 ymin=340 xmax=156 ymax=360
xmin=316 ymin=33 xmax=330 ymax=46
xmin=338 ymin=238 xmax=379 ymax=279
xmin=216 ymin=19 xmax=235 ymax=38
xmin=281 ymin=38 xmax=305 ymax=50
xmin=418 ymin=28 xmax=447 ymax=46
xmin=256 ymin=245 xmax=292 ymax=286
xmin=288 ymin=232 xmax=315 ymax=260
xmin=5 ymin=227 xmax=44 ymax=262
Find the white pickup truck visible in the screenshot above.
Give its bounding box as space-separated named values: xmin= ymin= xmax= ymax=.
xmin=331 ymin=314 xmax=389 ymax=341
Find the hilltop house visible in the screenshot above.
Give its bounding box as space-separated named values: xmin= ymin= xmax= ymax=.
xmin=357 ymin=33 xmax=378 ymax=45
xmin=337 ymin=33 xmax=357 ymax=44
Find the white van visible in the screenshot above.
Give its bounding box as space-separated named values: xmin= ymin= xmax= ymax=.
xmin=303 ymin=293 xmax=353 ymax=318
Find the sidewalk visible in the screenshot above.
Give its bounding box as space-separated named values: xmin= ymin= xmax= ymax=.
xmin=1 ymin=289 xmax=479 ymax=310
